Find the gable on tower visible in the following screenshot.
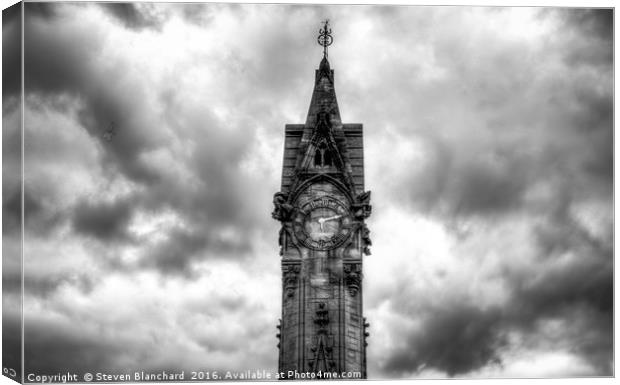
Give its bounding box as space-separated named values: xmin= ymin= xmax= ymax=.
xmin=281 ymin=51 xmax=362 ymax=196
xmin=299 ymin=110 xmax=345 ymax=172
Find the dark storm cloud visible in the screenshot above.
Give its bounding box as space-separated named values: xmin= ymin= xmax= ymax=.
xmin=511 ymin=252 xmax=612 ymax=328
xmin=3 ymin=311 xmax=22 ymax=382
xmin=24 ymin=318 xmax=123 ymax=374
xmin=2 ymin=189 xmax=21 ymax=234
xmin=2 ymin=268 xmax=21 ymax=296
xmin=571 ymin=88 xmax=613 ymax=181
xmin=371 ymin=8 xmax=612 ymax=377
xmin=517 ymin=224 xmax=611 ymax=373
xmin=3 ymin=188 xmax=52 ymax=237
xmin=407 ymin=136 xmax=532 ymax=218
xmin=2 ymin=2 xmax=21 ymax=99
xmin=99 ymin=3 xmax=163 ymax=31
xmin=513 ymin=193 xmax=613 ymax=373
xmin=25 ymin=4 xmax=165 ymax=184
xmin=379 ymin=7 xmax=612 ymax=223
xmin=534 ymin=185 xmax=612 ymax=260
xmin=24 ymin=4 xmax=267 ymax=269
xmin=381 ymin=195 xmax=612 ymax=377
xmin=384 ymin=257 xmax=612 ymax=377
xmin=72 ymin=196 xmax=135 ymax=241
xmin=25 ymin=273 xmax=96 ymax=299
xmin=24 ymin=4 xmax=91 ymax=94
xmin=178 ymin=3 xmax=216 ymax=26
xmin=141 ymin=228 xmax=209 ymax=277
xmin=24 ymin=2 xmax=58 ymax=20
xmin=142 ymin=226 xmax=254 ymax=277
xmin=566 ymin=8 xmax=613 ymax=37
xmin=384 ymin=303 xmax=505 ymax=376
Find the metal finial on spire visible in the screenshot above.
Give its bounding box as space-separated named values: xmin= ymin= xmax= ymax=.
xmin=317 ymin=20 xmax=333 ymax=59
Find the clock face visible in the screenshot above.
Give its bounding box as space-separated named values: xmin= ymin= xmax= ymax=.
xmin=293 ymin=197 xmax=352 ymax=250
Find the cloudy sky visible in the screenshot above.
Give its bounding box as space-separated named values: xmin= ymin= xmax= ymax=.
xmin=2 ymin=2 xmax=613 ymax=380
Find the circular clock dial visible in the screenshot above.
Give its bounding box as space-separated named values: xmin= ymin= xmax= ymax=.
xmin=293 ymin=197 xmax=352 ymax=250
xmin=304 ymin=207 xmax=342 ymax=240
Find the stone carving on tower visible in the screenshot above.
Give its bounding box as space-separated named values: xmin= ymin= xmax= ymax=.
xmin=273 ymin=21 xmax=371 ymax=379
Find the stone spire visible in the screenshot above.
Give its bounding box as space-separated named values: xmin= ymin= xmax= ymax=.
xmin=305 ymin=21 xmax=341 ymax=128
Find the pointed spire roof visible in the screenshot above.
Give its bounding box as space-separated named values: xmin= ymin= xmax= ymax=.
xmin=306 ymin=20 xmax=340 ymax=128
xmin=280 ymin=21 xmax=365 ymax=196
xmin=305 ymin=56 xmax=341 ymax=128
xmin=286 ymin=21 xmax=360 ymax=195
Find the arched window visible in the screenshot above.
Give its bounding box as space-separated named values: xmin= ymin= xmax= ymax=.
xmin=323 ymin=148 xmax=332 ymax=166
xmin=314 ymin=148 xmax=323 ymax=166
xmin=314 ymin=142 xmax=332 ymax=167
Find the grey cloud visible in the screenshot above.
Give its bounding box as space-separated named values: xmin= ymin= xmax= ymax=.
xmin=2 ymin=267 xmax=21 ymax=296
xmin=557 ymin=8 xmax=612 ymax=66
xmin=509 ymin=268 xmax=612 ymax=375
xmin=383 ymin=261 xmax=612 ymax=377
xmin=380 ymin=196 xmax=612 ymax=377
xmin=384 ymin=303 xmax=505 ymax=377
xmin=72 ymin=196 xmax=135 ymax=242
xmin=562 ymin=8 xmax=613 ymax=39
xmin=3 ymin=311 xmax=22 ymax=382
xmin=24 ymin=3 xmax=269 ymax=278
xmin=2 ymin=168 xmax=23 ymax=236
xmin=2 ymin=2 xmax=21 ymax=99
xmin=24 ymin=2 xmax=58 ymax=20
xmin=24 ymin=318 xmax=123 ymax=374
xmin=99 ymin=3 xmax=165 ymax=31
xmin=23 ymin=190 xmax=66 ymax=237
xmin=139 ymin=225 xmax=253 ymax=278
xmin=408 ymin=136 xmax=532 ymax=218
xmin=374 ymin=8 xmax=612 ymax=224
xmin=24 ymin=4 xmax=92 ymax=95
xmin=534 ymin=187 xmax=611 ymax=260
xmin=516 ymin=192 xmax=613 ymax=373
xmin=2 ymin=49 xmax=22 ymax=242
xmin=141 ymin=228 xmax=208 ymax=277
xmin=177 ymin=3 xmax=217 ymax=27
xmin=512 ymin=256 xmax=612 ymax=327
xmin=25 ymin=273 xmax=96 ymax=299
xmin=571 ymin=89 xmax=613 ymax=182
xmin=25 ymin=4 xmax=165 ymax=185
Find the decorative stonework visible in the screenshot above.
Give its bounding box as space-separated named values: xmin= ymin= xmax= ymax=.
xmin=352 ymin=191 xmax=372 ymax=220
xmin=343 ymin=263 xmax=363 ymax=296
xmin=277 ymin=226 xmax=297 ymax=256
xmin=283 ymin=264 xmax=301 ymax=298
xmin=308 ymin=303 xmax=336 ymax=372
xmin=361 ymin=224 xmax=372 ymax=256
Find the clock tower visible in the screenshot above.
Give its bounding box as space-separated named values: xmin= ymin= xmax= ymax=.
xmin=272 ymin=21 xmax=371 ymax=379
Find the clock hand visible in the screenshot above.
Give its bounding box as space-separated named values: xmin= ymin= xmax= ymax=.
xmin=316 ymin=215 xmax=341 ymax=233
xmin=317 ymin=217 xmax=326 ymax=232
xmin=323 ymin=214 xmax=342 ymax=222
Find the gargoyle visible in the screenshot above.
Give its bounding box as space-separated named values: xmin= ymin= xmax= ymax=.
xmin=272 ymin=192 xmax=294 ymax=221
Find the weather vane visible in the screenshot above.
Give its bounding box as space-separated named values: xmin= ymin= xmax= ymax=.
xmin=317 ymin=19 xmax=333 ymax=59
